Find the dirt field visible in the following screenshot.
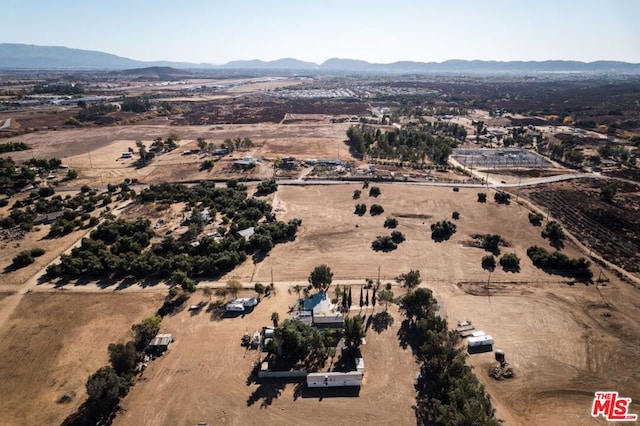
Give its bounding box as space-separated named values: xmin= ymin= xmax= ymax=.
xmin=115 ymin=288 xmax=417 ymax=426
xmin=0 ymin=291 xmax=164 ymax=425
xmin=227 ymin=184 xmax=587 ymax=283
xmin=3 ymin=123 xmax=353 ymax=186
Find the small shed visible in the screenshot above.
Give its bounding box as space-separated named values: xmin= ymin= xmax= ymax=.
xmin=147 ymin=333 xmax=173 ymax=353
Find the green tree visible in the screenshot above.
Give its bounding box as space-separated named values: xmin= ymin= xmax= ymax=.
xmin=131 ymin=316 xmax=161 ymax=351
xmin=396 ymin=270 xmax=421 ymax=290
xmin=499 ymin=253 xmax=521 ymax=271
xmin=343 ymin=314 xmax=365 ymax=348
xmin=600 ymin=182 xmax=618 ymax=203
xmin=308 ymin=264 xmax=333 ymax=292
xmin=67 ymin=169 xmax=78 ymax=180
xmin=377 ymin=289 xmax=394 ymax=311
xmin=226 ymin=279 xmax=243 ymax=299
xmin=400 ymin=287 xmax=437 ymax=322
xmin=369 ymin=186 xmax=381 ymax=197
xmin=107 ymin=341 xmax=138 ymax=378
xmin=12 ymin=251 xmax=34 ymax=268
xmin=542 ymin=221 xmax=565 ymax=241
xmin=477 ymin=192 xmax=487 ymax=203
xmin=197 ymin=137 xmax=207 ymax=151
xmin=86 ymin=366 xmax=130 ymax=403
xmin=369 ymin=204 xmax=384 ymax=216
xmin=271 ymin=312 xmax=280 ymax=328
xmin=384 ymin=217 xmax=398 ymax=228
xmin=353 ymin=189 xmax=361 ymax=199
xmin=254 ymin=282 xmax=266 ymax=299
xmin=481 ymin=255 xmax=496 ymax=271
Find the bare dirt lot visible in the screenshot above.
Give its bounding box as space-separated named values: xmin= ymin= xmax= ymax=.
xmin=3 ymin=122 xmax=354 ymax=186
xmin=0 ymin=291 xmax=164 ymax=425
xmin=115 ymin=288 xmax=418 ymax=426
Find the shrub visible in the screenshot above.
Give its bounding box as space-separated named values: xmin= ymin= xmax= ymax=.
xmin=30 ymin=247 xmax=45 ymax=257
xmin=353 ymin=189 xmax=361 ymax=199
xmin=528 ymin=212 xmax=544 ymax=226
xmin=453 ymin=187 xmax=459 ymax=192
xmin=200 ymin=159 xmax=214 ymax=170
xmin=600 ymin=182 xmax=617 ymax=203
xmin=482 ymin=234 xmax=501 ymax=252
xmin=452 ymin=211 xmax=460 ymax=220
xmin=390 ymin=231 xmax=405 ymax=244
xmin=369 ymin=186 xmax=381 ymax=197
xmin=477 ymin=192 xmax=487 ymax=203
xmin=12 ymin=251 xmax=34 ymax=268
xmin=542 ymin=220 xmax=565 ymax=240
xmin=369 ymin=204 xmax=384 ymax=216
xmin=354 ymin=203 xmax=367 ymax=216
xmin=494 ymin=192 xmax=511 ymax=204
xmin=499 ymin=253 xmax=520 ymax=271
xmin=372 ymin=235 xmax=397 ymax=252
xmin=431 ymin=220 xmax=457 ymax=241
xmin=384 ymin=217 xmax=398 ymax=228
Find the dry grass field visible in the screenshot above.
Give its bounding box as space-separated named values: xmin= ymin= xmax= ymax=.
xmin=1 ymin=121 xmax=640 ymax=425
xmin=4 ymin=122 xmax=352 ymax=186
xmin=0 ymin=292 xmax=164 ymax=425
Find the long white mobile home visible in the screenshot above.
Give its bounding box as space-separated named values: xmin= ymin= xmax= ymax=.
xmin=307 ymin=372 xmax=363 ymax=388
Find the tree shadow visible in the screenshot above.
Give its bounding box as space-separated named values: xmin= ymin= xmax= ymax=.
xmin=501 ymin=265 xmax=521 ymax=273
xmin=549 ymin=238 xmax=565 ymax=250
xmin=246 ymin=378 xmax=289 ymax=408
xmin=371 ymin=311 xmax=394 ymax=333
xmin=206 ymin=300 xmax=227 ymax=321
xmin=397 ymin=319 xmax=423 ymax=356
xmin=157 ymin=293 xmax=189 ymax=317
xmin=252 ymin=250 xmax=269 ymax=264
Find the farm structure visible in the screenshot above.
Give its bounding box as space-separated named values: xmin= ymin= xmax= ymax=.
xmin=452 ymin=148 xmax=552 ymax=169
xmin=147 ymin=334 xmax=173 ymax=354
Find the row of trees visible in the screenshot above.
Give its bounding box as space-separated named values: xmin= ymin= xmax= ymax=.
xmin=68 ymin=316 xmax=162 ymax=425
xmin=0 ymin=142 xmax=29 ymax=153
xmin=399 ymin=288 xmax=500 ymax=425
xmin=527 ymin=246 xmax=592 ymax=280
xmin=346 ymin=124 xmax=459 ymax=165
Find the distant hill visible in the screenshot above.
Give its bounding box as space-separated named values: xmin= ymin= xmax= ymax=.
xmin=111 ymin=66 xmax=193 ymax=81
xmin=221 ymin=58 xmax=317 ymax=70
xmin=1 ymin=43 xmax=639 ymax=74
xmin=0 ymin=44 xmax=209 ymax=70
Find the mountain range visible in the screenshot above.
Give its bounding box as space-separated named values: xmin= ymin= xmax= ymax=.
xmin=2 ymin=43 xmax=640 ymax=74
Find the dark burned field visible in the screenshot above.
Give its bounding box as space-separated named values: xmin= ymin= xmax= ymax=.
xmin=175 ymin=97 xmax=370 ymax=125
xmin=520 ymin=179 xmax=640 ymax=277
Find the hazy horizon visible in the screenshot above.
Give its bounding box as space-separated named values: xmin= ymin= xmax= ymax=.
xmin=2 ymin=0 xmax=639 ymax=64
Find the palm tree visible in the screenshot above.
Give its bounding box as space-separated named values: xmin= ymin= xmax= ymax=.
xmin=271 ymin=312 xmax=280 ymax=328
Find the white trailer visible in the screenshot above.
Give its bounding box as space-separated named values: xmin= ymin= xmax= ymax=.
xmin=307 ymin=372 xmax=363 ymax=388
xmin=467 ymin=335 xmax=494 ymax=347
xmin=233 ymin=297 xmax=258 ymax=307
xmin=226 ymin=303 xmax=245 ymax=312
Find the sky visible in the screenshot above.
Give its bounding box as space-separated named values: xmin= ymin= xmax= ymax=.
xmin=2 ymin=0 xmax=639 ymax=64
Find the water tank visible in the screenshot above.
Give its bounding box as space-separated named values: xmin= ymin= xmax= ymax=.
xmin=495 ymin=349 xmax=505 ymax=364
